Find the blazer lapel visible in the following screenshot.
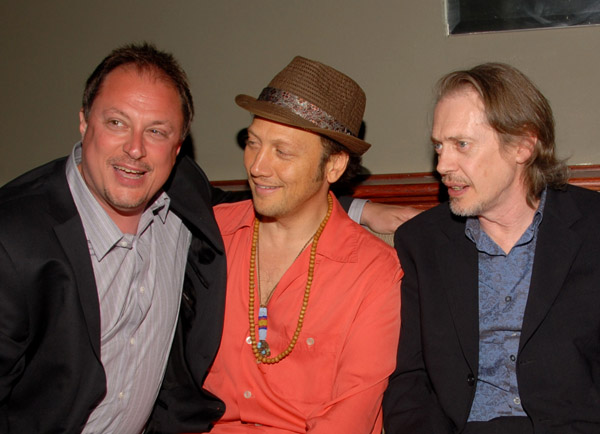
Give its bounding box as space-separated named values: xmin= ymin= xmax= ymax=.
xmin=520 ymin=189 xmax=582 ymax=351
xmin=437 ymin=215 xmax=480 ymax=372
xmin=48 ymin=165 xmax=102 ymax=360
xmin=55 ymin=217 xmax=102 ymax=359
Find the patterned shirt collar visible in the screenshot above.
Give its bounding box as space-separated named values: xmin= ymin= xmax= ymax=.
xmin=465 ymin=189 xmax=547 ymax=255
xmin=65 ymin=142 xmax=171 ymax=261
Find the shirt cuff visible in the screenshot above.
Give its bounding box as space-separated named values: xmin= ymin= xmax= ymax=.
xmin=348 ymin=199 xmax=369 ymax=224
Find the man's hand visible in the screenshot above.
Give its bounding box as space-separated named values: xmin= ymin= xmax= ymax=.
xmin=361 ymin=202 xmax=422 ymax=234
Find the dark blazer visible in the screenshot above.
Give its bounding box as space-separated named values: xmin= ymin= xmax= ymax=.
xmin=0 ymin=156 xmax=233 ymax=433
xmin=383 ymin=185 xmax=600 ymax=434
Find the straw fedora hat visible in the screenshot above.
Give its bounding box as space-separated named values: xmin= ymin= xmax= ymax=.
xmin=235 ymin=56 xmax=371 ymax=155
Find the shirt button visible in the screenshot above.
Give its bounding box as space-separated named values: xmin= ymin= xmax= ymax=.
xmin=118 ymin=392 xmax=124 ymax=399
xmin=514 ymin=397 xmax=521 ymax=405
xmin=505 ymin=295 xmax=512 ymax=302
xmin=130 ymin=338 xmax=135 ymax=345
xmin=140 ymin=286 xmax=145 ymax=294
xmin=246 ymin=336 xmax=252 ymax=344
xmin=510 ymin=354 xmax=516 ymax=362
xmin=244 ymin=390 xmax=252 ymax=399
xmin=119 ymin=241 xmax=128 ymax=247
xmin=306 ymin=337 xmax=315 ymax=346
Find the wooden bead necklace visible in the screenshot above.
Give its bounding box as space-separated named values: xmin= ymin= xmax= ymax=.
xmin=248 ymin=194 xmax=333 ymax=364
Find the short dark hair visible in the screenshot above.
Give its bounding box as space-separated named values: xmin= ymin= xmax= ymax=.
xmin=82 ymin=42 xmax=194 ymax=139
xmin=436 ymin=62 xmax=569 ymax=205
xmin=319 ymin=136 xmax=362 ymax=185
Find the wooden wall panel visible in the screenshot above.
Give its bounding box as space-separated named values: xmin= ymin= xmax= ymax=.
xmin=212 ymin=165 xmax=600 ymax=210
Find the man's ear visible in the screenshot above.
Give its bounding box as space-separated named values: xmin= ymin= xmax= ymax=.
xmin=516 ymin=133 xmax=537 ymax=164
xmin=325 ymin=152 xmax=350 ymax=184
xmin=79 ymin=109 xmax=87 ymax=139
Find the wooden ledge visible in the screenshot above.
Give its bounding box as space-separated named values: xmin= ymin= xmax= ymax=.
xmin=212 ymin=164 xmax=600 ymax=210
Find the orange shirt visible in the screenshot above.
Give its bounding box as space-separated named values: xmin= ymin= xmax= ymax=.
xmin=204 ymin=195 xmax=401 ymax=433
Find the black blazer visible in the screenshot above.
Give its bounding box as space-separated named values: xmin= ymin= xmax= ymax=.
xmin=383 ymin=185 xmax=600 ymax=434
xmin=0 ymin=156 xmax=234 ymax=433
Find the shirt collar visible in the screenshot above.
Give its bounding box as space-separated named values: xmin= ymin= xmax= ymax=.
xmin=220 ymin=191 xmax=359 ymax=264
xmin=65 ymin=142 xmax=171 ymax=260
xmin=465 ymin=189 xmax=547 ymax=254
xmin=317 ymin=192 xmax=360 ymax=263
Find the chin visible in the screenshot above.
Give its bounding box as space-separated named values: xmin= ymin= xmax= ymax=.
xmin=255 ymin=208 xmax=282 ymax=219
xmin=106 ymin=192 xmax=148 ymax=212
xmin=449 ymin=200 xmax=481 ymax=217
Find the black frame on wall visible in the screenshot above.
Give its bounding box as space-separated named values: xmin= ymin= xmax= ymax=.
xmin=447 ymin=0 xmax=600 ymax=35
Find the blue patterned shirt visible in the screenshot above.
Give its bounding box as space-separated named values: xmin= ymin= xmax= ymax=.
xmin=466 ymin=190 xmax=546 ymax=421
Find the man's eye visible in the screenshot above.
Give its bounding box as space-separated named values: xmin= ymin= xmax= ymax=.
xmin=432 ymin=143 xmax=442 ymax=152
xmin=458 ymin=141 xmax=468 ymax=148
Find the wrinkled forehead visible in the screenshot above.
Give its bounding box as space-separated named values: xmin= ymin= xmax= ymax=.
xmin=438 ymin=83 xmax=483 ymax=106
xmin=434 ymin=88 xmax=486 ymax=122
xmin=431 ymin=89 xmax=495 ymax=141
xmin=98 ymin=64 xmax=177 ymax=96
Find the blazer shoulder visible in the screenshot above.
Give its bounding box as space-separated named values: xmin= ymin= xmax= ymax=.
xmin=164 ymin=156 xmax=226 ymax=253
xmin=394 ymin=201 xmax=468 ymax=256
xmin=545 ymin=185 xmax=600 ymax=225
xmin=563 ymin=184 xmax=600 ymax=206
xmin=0 ymin=158 xmax=73 ymax=218
xmin=0 ymin=158 xmax=68 ymax=201
xmin=396 ymin=202 xmax=457 ymax=236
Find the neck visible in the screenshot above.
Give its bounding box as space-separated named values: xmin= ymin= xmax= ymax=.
xmin=77 ymin=163 xmax=143 ymax=234
xmin=255 ymin=193 xmax=333 ymax=305
xmin=110 ymin=212 xmax=142 ymax=235
xmin=479 ymin=196 xmax=539 ymax=253
xmin=257 ymin=193 xmax=331 ymax=247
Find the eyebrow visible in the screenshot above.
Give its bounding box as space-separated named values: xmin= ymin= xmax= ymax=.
xmin=246 ymin=129 xmax=297 ymax=148
xmin=104 ymin=108 xmax=174 ymax=128
xmin=147 ymin=119 xmax=174 ymax=129
xmin=103 ymin=107 xmax=130 ymax=120
xmin=430 ymin=135 xmax=472 ymax=143
xmin=246 ymin=128 xmax=258 ymax=139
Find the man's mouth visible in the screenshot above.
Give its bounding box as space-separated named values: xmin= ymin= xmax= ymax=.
xmin=443 ymin=179 xmax=469 ymax=196
xmin=252 ymin=182 xmax=281 ymax=195
xmin=114 ymin=165 xmax=146 ymax=178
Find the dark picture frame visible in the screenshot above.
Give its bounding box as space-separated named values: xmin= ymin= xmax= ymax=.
xmin=447 ymin=0 xmax=600 ymax=35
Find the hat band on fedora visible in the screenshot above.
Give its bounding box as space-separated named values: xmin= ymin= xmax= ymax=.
xmin=258 ymin=87 xmax=355 ymax=137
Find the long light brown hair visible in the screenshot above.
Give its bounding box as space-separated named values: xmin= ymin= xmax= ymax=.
xmin=436 ymin=62 xmax=568 ymax=206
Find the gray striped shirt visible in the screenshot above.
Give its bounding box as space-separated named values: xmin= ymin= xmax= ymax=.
xmin=66 ymin=143 xmax=191 ymax=433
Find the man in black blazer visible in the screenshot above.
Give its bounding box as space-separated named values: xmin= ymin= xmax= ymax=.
xmin=0 ymin=43 xmax=232 ymax=433
xmin=382 ymin=63 xmax=600 ymax=433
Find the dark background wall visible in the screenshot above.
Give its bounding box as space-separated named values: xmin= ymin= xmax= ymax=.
xmin=2 ymin=1 xmax=599 ymax=185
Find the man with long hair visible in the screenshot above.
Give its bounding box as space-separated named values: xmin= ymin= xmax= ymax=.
xmin=383 ymin=63 xmax=600 ymax=433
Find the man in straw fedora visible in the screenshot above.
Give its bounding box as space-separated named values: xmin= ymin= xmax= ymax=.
xmin=200 ymin=56 xmax=402 ymax=433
